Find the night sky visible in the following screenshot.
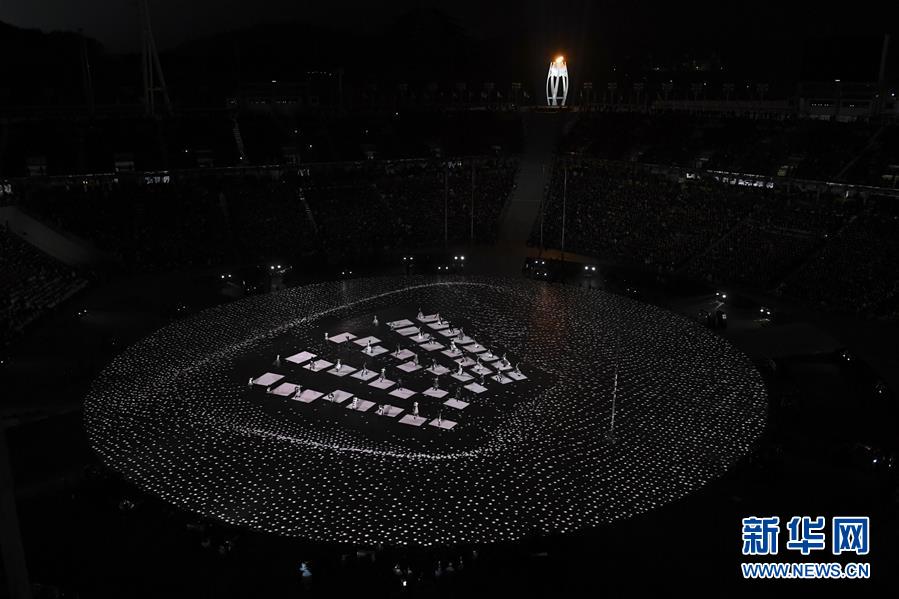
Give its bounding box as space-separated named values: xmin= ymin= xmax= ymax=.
xmin=0 ymin=1 xmax=893 ymax=82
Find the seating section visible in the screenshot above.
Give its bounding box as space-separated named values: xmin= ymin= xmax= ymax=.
xmin=16 ymin=158 xmax=518 ymax=271
xmin=0 ymin=226 xmax=86 ymax=347
xmin=533 ymin=158 xmax=899 ymax=315
xmin=563 ymin=112 xmax=888 ymax=184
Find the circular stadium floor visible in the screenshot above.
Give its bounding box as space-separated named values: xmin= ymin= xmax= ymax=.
xmin=84 ymin=276 xmax=767 ymax=545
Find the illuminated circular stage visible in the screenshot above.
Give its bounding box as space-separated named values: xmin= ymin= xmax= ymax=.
xmin=84 ymin=276 xmax=767 ymax=545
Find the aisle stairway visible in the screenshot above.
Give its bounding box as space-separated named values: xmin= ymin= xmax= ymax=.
xmin=498 ymin=109 xmax=577 ymax=244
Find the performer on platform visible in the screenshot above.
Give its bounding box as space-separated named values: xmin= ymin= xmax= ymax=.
xmin=379 ymin=367 xmax=386 ymax=382
xmin=335 ymin=359 xmax=342 ymax=372
xmin=373 ymin=315 xmax=379 ymax=326
xmin=248 ymin=377 xmax=254 ymax=387
xmin=413 ymin=401 xmax=419 ymax=417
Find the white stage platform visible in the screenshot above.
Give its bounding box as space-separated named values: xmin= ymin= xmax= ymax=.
xmin=397 ymin=361 xmax=422 ymax=373
xmin=295 ymin=389 xmax=324 ymax=403
xmin=271 ymin=382 xmax=300 ymax=396
xmin=285 ymin=351 xmax=315 ymax=365
xmin=423 ymin=388 xmax=449 ymax=399
xmin=324 ymin=390 xmax=353 ymax=404
xmin=253 ymin=372 xmax=285 ymax=387
xmin=443 ymin=398 xmax=469 ymax=410
xmin=369 ymin=378 xmax=396 ymax=390
xmin=389 ymin=387 xmax=417 ymax=400
xmin=361 ymin=345 xmax=389 ymax=357
xmin=346 ymin=399 xmax=375 ymax=412
xmin=387 ymin=318 xmax=414 ymax=328
xmin=428 ymin=419 xmax=457 ymax=430
xmin=377 ymin=405 xmax=404 ymax=417
xmin=303 ymin=359 xmax=333 ymax=372
xmin=327 ymin=365 xmax=356 ymax=377
xmin=399 ymin=414 xmax=427 ymax=426
xmin=351 ymin=369 xmax=379 ymax=382
xmin=328 ymin=332 xmax=356 ymax=343
xmin=391 ymin=349 xmax=416 ymax=360
xmin=464 ymin=383 xmax=488 ymax=394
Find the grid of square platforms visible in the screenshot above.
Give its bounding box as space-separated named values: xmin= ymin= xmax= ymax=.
xmin=251 ymin=312 xmax=528 ymax=430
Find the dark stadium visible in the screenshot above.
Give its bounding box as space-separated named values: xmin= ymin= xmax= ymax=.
xmin=0 ymin=1 xmax=897 ymax=596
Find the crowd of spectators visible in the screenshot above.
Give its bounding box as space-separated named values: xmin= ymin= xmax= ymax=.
xmin=13 ymin=158 xmax=518 ymax=272
xmin=0 ymin=224 xmax=86 ymax=350
xmin=562 ymin=112 xmax=891 ymax=184
xmin=534 ymin=158 xmax=899 ymax=316
xmin=0 ymin=109 xmax=523 ymax=177
xmin=785 ymin=197 xmax=899 ymax=314
xmin=686 ymin=189 xmax=857 ymax=289
xmin=535 ymin=159 xmax=752 ymax=272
